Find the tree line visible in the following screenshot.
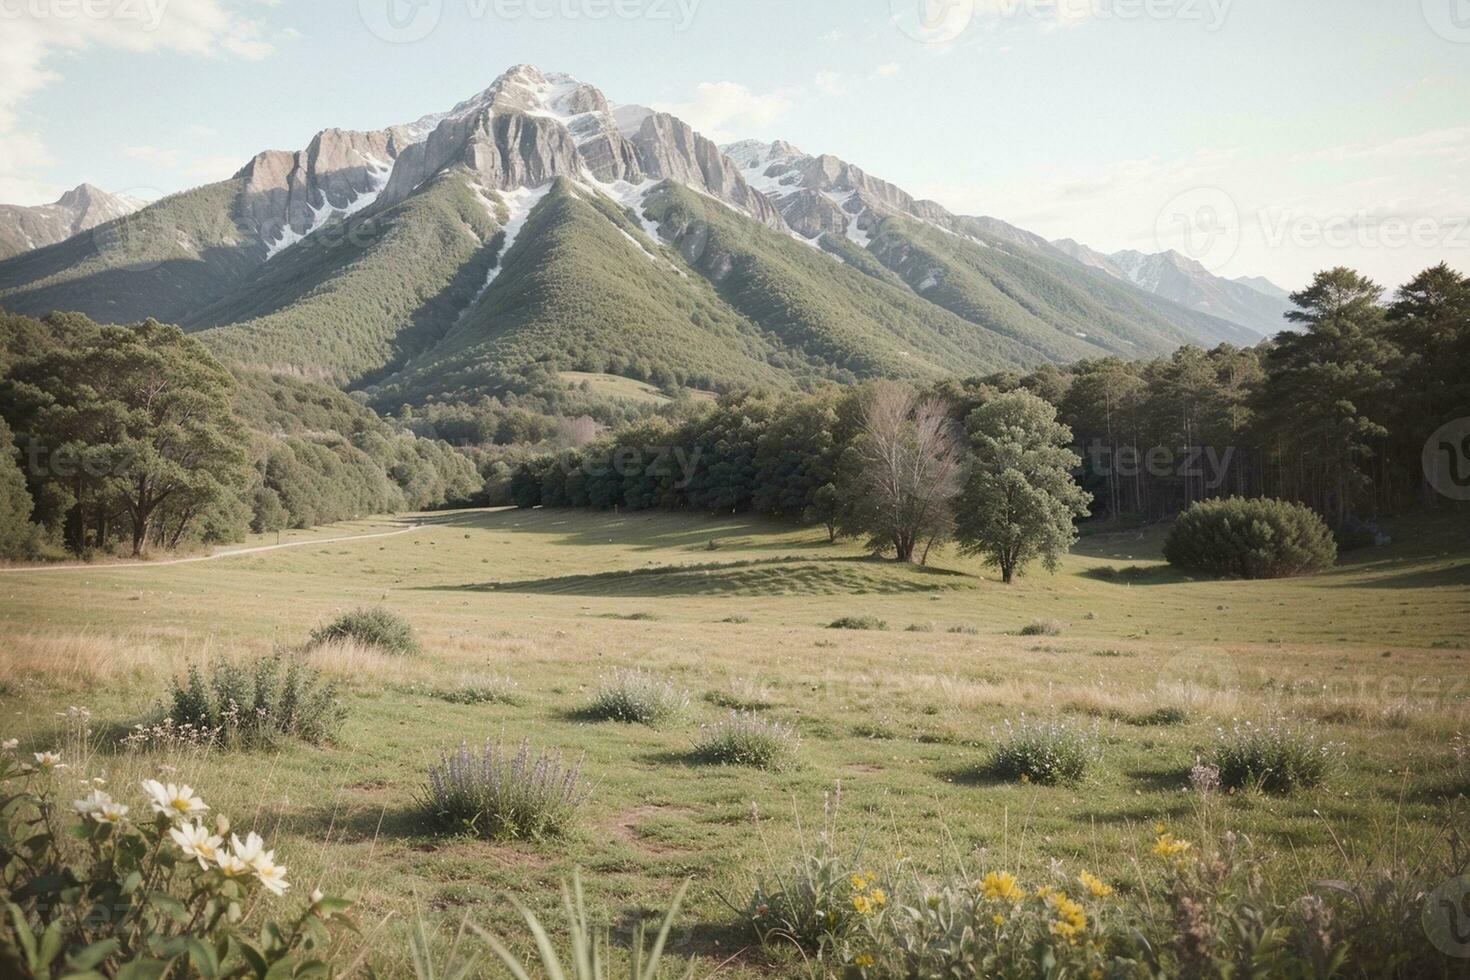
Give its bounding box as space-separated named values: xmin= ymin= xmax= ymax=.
xmin=0 ymin=312 xmax=480 ymax=559
xmin=505 ymin=265 xmax=1470 ymax=572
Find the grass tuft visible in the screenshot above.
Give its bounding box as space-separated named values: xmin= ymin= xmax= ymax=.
xmin=828 ymin=615 xmax=887 ymax=631
xmin=986 ymin=716 xmax=1098 ymax=785
xmin=692 ymin=712 xmax=798 ymax=769
xmin=584 ymin=668 xmax=690 ymax=727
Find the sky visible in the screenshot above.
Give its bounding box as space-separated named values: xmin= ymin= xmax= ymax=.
xmin=2 ymin=0 xmax=1468 ymax=292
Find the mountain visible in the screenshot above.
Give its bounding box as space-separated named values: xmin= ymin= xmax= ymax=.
xmin=1051 ymin=238 xmax=1295 ymax=336
xmin=0 ymin=65 xmax=1262 ymax=412
xmin=0 ymin=185 xmax=141 ymax=260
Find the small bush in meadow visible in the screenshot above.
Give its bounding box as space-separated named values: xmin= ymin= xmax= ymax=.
xmin=1212 ymin=719 xmax=1338 ymax=793
xmin=986 ymin=715 xmax=1099 ymax=785
xmin=423 ymin=739 xmax=589 ymax=840
xmin=1163 ymin=497 xmax=1337 ymax=579
xmin=705 ymin=677 xmax=775 ymax=711
xmin=309 ymin=606 xmax=419 ymax=655
xmin=438 ymin=673 xmax=523 ymax=706
xmin=166 ymin=654 xmax=344 ymax=749
xmin=747 ymin=847 xmax=889 ymax=956
xmin=693 ymin=712 xmax=798 ymax=769
xmin=947 ymin=625 xmax=979 ymax=635
xmin=1126 ymin=705 xmax=1188 ymax=727
xmin=828 ymin=616 xmax=887 ymax=631
xmin=585 ymin=668 xmax=690 ymax=727
xmin=1019 ymin=619 xmax=1064 ymax=637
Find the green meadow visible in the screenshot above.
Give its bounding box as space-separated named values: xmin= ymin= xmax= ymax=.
xmin=3 ymin=507 xmax=1468 ymax=975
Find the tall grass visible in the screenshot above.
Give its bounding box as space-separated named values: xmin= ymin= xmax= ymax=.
xmin=584 ymin=669 xmax=690 ymax=727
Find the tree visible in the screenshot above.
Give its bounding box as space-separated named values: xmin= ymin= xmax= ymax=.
xmin=954 ymin=391 xmax=1091 ymax=584
xmin=803 ymin=483 xmax=843 ymax=543
xmin=0 ymin=415 xmax=39 ymax=559
xmin=843 ymin=382 xmax=963 ymax=563
xmin=4 ymin=320 xmax=251 ymax=555
xmin=1258 ymin=268 xmax=1395 ymax=523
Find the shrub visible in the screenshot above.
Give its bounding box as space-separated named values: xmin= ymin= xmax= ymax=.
xmin=1212 ymin=719 xmax=1339 ymax=793
xmin=585 ymin=669 xmax=690 ymax=727
xmin=437 ymin=673 xmax=523 ymax=706
xmin=0 ymin=749 xmax=356 ymax=976
xmin=423 ymin=740 xmax=589 ymax=840
xmin=947 ymin=625 xmax=979 ymax=635
xmin=828 ymin=616 xmax=887 ymax=631
xmin=1163 ymin=497 xmax=1337 ymax=579
xmin=1019 ymin=619 xmax=1064 ymax=637
xmin=743 ymin=817 xmax=1470 ymax=978
xmin=693 ymin=712 xmax=798 ymax=769
xmin=309 ymin=606 xmax=419 ymax=655
xmin=166 ymin=654 xmax=344 ymax=748
xmin=747 ymin=843 xmax=889 ymax=955
xmin=705 ymin=677 xmax=775 ymax=711
xmin=986 ymin=716 xmax=1099 ymax=785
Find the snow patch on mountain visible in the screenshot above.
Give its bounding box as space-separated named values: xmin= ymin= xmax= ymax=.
xmin=476 ymin=182 xmax=555 ymax=296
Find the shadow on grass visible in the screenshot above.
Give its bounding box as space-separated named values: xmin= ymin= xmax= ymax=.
xmin=1079 ymin=564 xmax=1178 ymax=586
xmin=415 ymin=555 xmax=975 ymax=599
xmin=1125 ymin=766 xmax=1191 ymax=793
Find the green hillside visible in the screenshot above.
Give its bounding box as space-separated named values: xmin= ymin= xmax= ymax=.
xmin=0 ymin=180 xmax=258 ymax=325
xmin=192 ymin=173 xmax=502 ymax=386
xmin=370 ymin=178 xmax=796 ymax=406
xmin=644 ymin=184 xmax=1047 ymax=377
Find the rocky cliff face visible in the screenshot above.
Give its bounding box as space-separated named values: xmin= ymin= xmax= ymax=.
xmin=236 ymin=127 xmax=411 ymax=255
xmin=0 ymin=184 xmax=141 ymax=260
xmin=377 ymin=65 xmax=782 ymax=229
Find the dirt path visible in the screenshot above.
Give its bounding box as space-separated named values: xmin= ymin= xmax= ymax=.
xmin=0 ymin=524 xmax=425 ymax=574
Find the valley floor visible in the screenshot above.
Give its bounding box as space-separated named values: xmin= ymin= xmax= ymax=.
xmin=2 ymin=507 xmax=1468 ymax=975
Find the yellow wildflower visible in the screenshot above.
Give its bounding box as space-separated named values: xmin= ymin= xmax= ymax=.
xmin=850 ymin=873 xmax=869 ymax=891
xmin=870 ymin=888 xmax=887 ymax=907
xmin=1152 ymin=832 xmax=1192 ymax=859
xmin=980 ymin=870 xmax=1022 ymax=901
xmin=854 ymin=954 xmax=875 ymax=968
xmin=1046 ymin=892 xmax=1087 ymax=943
xmin=852 ymin=894 xmax=874 ymax=916
xmin=991 ymin=913 xmax=1005 ymax=926
xmin=1078 ymin=871 xmax=1114 ymax=898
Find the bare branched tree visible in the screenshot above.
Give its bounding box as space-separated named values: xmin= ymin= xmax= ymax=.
xmin=845 ymin=381 xmax=963 ymax=563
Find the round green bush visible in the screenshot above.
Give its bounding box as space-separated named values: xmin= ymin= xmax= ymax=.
xmin=309 ymin=606 xmax=420 ymax=655
xmin=1163 ymin=497 xmax=1337 ymax=579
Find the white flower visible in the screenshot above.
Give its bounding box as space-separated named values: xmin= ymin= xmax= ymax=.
xmin=310 ymin=888 xmax=324 ymax=905
xmin=141 ymin=779 xmax=208 ymax=820
xmin=230 ymin=831 xmax=288 ymax=895
xmin=93 ymin=802 xmax=129 ymax=825
xmin=33 ymin=751 xmax=63 ymax=770
xmin=72 ymin=789 xmax=113 ymax=816
xmin=230 ymin=831 xmax=267 ymax=866
xmin=254 ymin=857 xmax=290 ymax=897
xmin=215 ymin=852 xmax=252 ymax=879
xmin=170 ymin=823 xmax=224 ymax=870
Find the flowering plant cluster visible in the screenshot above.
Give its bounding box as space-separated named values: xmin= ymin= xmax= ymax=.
xmin=0 ymin=746 xmax=356 ymax=979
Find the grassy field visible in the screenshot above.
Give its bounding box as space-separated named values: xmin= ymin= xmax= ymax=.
xmin=2 ymin=507 xmax=1468 ymax=975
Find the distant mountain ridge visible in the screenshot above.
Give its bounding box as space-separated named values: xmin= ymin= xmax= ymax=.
xmin=0 ymin=185 xmax=141 ymax=261
xmin=0 ymin=64 xmax=1266 ymax=411
xmin=1051 ymin=238 xmax=1295 ymax=336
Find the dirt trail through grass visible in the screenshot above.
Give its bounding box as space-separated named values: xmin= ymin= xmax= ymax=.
xmin=0 ymin=523 xmax=425 ymax=574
